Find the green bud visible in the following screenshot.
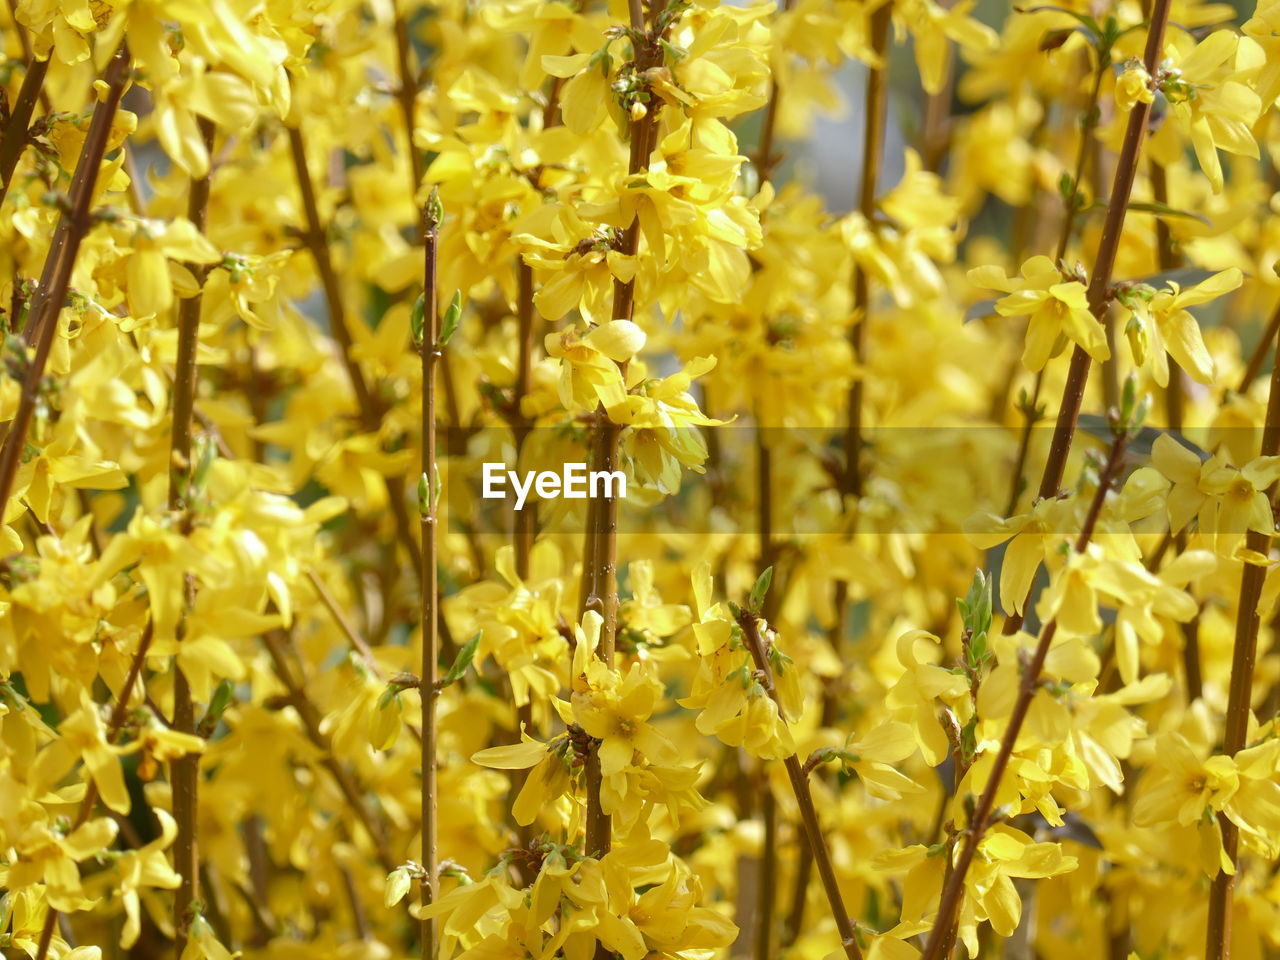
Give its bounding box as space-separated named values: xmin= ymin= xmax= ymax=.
xmin=440 ymin=631 xmax=482 ymax=688
xmin=437 ymin=291 xmax=463 ymax=347
xmin=1058 ymin=170 xmax=1075 ymax=202
xmin=748 ymin=566 xmax=773 ymax=615
xmin=411 ymin=293 xmax=426 ymax=348
xmin=423 ymin=186 xmax=443 ymax=230
xmin=197 ymin=679 xmax=235 ymax=737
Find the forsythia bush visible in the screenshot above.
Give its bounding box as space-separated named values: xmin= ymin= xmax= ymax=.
xmin=4 ymin=0 xmax=1280 ymax=958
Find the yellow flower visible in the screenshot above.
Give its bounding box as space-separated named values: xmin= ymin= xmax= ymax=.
xmin=1151 ymin=433 xmax=1280 ymax=558
xmin=969 ymin=255 xmax=1108 ymax=370
xmin=570 ymin=612 xmax=677 ymax=776
xmin=542 ymin=319 xmax=645 ymax=413
xmin=879 ymin=826 xmax=1076 ymax=954
xmin=896 ymin=0 xmax=999 ymax=95
xmin=1125 ymin=268 xmax=1241 ymax=387
xmin=29 ymin=695 xmax=132 ymax=814
xmin=1163 ymin=30 xmax=1264 ymax=193
xmin=885 ymin=630 xmax=971 ymax=765
xmin=472 ymin=733 xmax=573 ymax=827
xmin=123 ymin=217 xmax=223 ymax=321
xmin=1114 ymin=63 xmax=1155 ymax=113
xmin=1134 ymin=734 xmax=1280 ymax=870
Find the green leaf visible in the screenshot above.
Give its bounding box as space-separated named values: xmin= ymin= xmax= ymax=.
xmin=417 ymin=472 xmax=430 ymax=515
xmin=377 ymin=685 xmax=403 ymax=711
xmin=197 ymin=679 xmax=235 ymax=736
xmin=437 ymin=291 xmax=463 ymax=347
xmin=411 ymin=294 xmax=426 ymax=347
xmin=1124 ymin=200 xmax=1211 ymax=224
xmin=441 ymin=630 xmax=482 ymax=688
xmin=1058 ymin=170 xmax=1075 ymax=201
xmin=424 ymin=186 xmax=443 ymax=229
xmin=191 ymin=435 xmax=217 ymax=492
xmin=748 ymin=566 xmax=773 ymax=614
xmin=1087 ymin=199 xmax=1210 ymax=225
xmin=1140 ymin=266 xmax=1217 ymax=289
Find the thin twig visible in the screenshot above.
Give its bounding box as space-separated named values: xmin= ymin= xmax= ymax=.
xmin=735 ymin=608 xmax=864 ymax=960
xmin=419 ymin=194 xmax=443 ymax=960
xmin=1002 ymin=0 xmax=1172 ymax=634
xmin=260 ymin=629 xmax=396 ymax=872
xmin=0 ymin=48 xmax=130 ymax=520
xmin=1004 ymin=51 xmax=1105 ymax=519
xmin=920 ymin=427 xmax=1130 ymax=960
xmin=580 ymin=0 xmax=673 ymax=862
xmin=169 ymin=115 xmax=216 ymax=958
xmin=34 ymin=624 xmax=155 ymax=960
xmin=844 ymin=3 xmax=891 ymax=503
xmin=0 ymin=54 xmax=49 ymax=208
xmin=1239 ymin=299 xmax=1280 ymax=393
xmin=1205 ymin=322 xmax=1280 ymax=959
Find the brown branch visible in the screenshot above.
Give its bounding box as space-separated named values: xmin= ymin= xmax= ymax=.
xmin=285 ymin=121 xmax=436 ymax=606
xmin=1150 ymin=160 xmax=1187 ymax=426
xmin=286 ymin=124 xmax=379 ymax=420
xmin=419 ymin=195 xmax=442 ymax=960
xmin=579 ymin=0 xmax=673 ymax=862
xmin=169 ymin=112 xmax=216 ymax=956
xmin=1239 ymin=299 xmax=1280 ymax=394
xmin=753 ymin=0 xmax=797 ymax=183
xmin=3 ymin=1 xmax=51 ymax=113
xmin=1054 ymin=54 xmax=1108 ymax=265
xmin=1004 ymin=372 xmax=1045 ymax=517
xmin=1002 ymin=0 xmax=1172 ymax=634
xmin=920 ymin=427 xmax=1130 ymax=960
xmin=1153 ymin=158 xmax=1204 ymax=703
xmin=844 ymin=3 xmax=891 ymax=502
xmin=1205 ymin=323 xmax=1280 ymax=959
xmin=0 ymin=54 xmax=49 ymax=208
xmin=0 ymin=47 xmax=129 ymax=542
xmin=260 ymin=629 xmax=395 ymax=872
xmin=1004 ymin=51 xmax=1105 ymax=519
xmin=34 ymin=624 xmax=155 ymax=960
xmin=306 ymin=567 xmax=426 ymax=748
xmin=392 ymin=4 xmax=426 ymax=192
xmin=735 ymin=608 xmax=863 ymax=960
xmin=752 ymin=424 xmax=779 ymax=959
xmin=390 ymin=6 xmax=465 ymax=467
xmin=508 ymin=260 xmax=540 ymax=855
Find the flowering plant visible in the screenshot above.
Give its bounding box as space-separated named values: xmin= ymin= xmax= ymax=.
xmin=3 ymin=1 xmax=1280 ymax=959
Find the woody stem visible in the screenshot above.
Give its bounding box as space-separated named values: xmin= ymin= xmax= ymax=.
xmin=580 ymin=1 xmax=668 ymax=861
xmin=261 ymin=630 xmax=396 ymax=872
xmin=420 ymin=203 xmax=441 ymax=960
xmin=1006 ymin=52 xmax=1105 ymax=518
xmin=0 ymin=53 xmax=49 ymax=209
xmin=285 ymin=121 xmax=459 ymax=657
xmin=0 ymin=48 xmax=130 ymax=522
xmin=33 ymin=625 xmax=155 ymax=960
xmin=170 ymin=115 xmax=216 ymax=959
xmin=735 ymin=609 xmax=863 ymax=960
xmin=921 ymin=428 xmax=1130 ymax=960
xmin=1205 ymin=323 xmax=1280 ymax=959
xmin=1002 ymin=0 xmax=1172 ymax=635
xmin=844 ymin=2 xmax=891 ymax=502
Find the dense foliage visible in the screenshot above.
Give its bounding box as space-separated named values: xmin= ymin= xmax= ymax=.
xmin=3 ymin=0 xmax=1280 ymax=958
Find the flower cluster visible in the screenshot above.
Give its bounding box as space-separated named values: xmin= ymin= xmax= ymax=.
xmin=3 ymin=0 xmax=1280 ymax=959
